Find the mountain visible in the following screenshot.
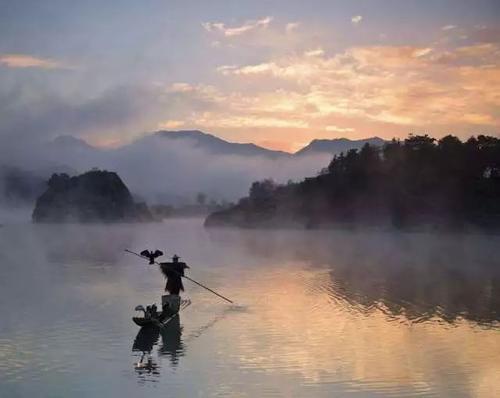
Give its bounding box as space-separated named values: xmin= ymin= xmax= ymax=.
xmin=2 ymin=130 xmax=392 ymax=207
xmin=295 ymin=137 xmax=386 ymax=156
xmin=32 ymin=170 xmax=153 ymax=223
xmin=50 ymin=131 xmax=384 ymax=160
xmin=48 ymin=131 xmax=388 ymax=203
xmin=152 ymin=130 xmax=290 ymax=158
xmin=51 ymin=135 xmax=97 ymax=151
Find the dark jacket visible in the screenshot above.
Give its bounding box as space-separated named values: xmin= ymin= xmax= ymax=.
xmin=160 ymin=261 xmax=188 ymax=295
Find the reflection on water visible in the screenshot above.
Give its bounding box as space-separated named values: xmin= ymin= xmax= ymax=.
xmin=207 ymin=227 xmax=500 ymax=326
xmin=158 ymin=317 xmax=184 ymax=366
xmin=0 ymin=220 xmax=499 ymax=397
xmin=130 ymin=307 xmax=238 ymax=382
xmin=132 ymin=326 xmax=160 ymax=383
xmin=132 ymin=317 xmax=184 ymax=382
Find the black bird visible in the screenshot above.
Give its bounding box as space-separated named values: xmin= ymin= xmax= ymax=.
xmin=140 ymin=249 xmax=164 ymax=264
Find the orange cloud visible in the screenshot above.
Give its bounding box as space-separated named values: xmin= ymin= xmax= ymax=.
xmin=285 ymin=22 xmax=300 ymax=33
xmin=325 ymin=125 xmax=355 ymax=133
xmin=194 ymin=113 xmax=309 ymax=129
xmin=160 ymin=28 xmax=499 ymax=150
xmin=214 ymin=43 xmax=500 ymax=129
xmin=158 ymin=120 xmax=185 ymax=129
xmin=0 ymin=54 xmax=69 ymax=69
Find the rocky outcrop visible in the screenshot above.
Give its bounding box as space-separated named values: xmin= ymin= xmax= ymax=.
xmin=32 ymin=170 xmax=153 ymax=223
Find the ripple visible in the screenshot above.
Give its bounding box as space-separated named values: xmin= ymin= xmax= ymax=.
xmin=1 ymin=220 xmax=499 ymax=397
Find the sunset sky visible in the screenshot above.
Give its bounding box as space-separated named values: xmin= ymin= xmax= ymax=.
xmin=1 ymin=0 xmax=499 ymax=152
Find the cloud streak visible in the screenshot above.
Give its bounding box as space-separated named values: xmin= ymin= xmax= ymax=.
xmin=442 ymin=25 xmax=457 ymax=31
xmin=202 ymin=16 xmax=273 ymax=37
xmin=351 ymin=15 xmax=363 ymax=26
xmin=0 ymin=54 xmax=70 ymax=70
xmin=326 ymin=125 xmax=355 ymax=133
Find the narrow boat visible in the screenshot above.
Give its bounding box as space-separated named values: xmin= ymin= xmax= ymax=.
xmin=133 ymin=294 xmax=191 ymax=327
xmin=126 ymin=248 xmax=232 ymax=328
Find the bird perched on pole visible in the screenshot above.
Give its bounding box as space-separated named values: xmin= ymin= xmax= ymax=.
xmin=140 ymin=249 xmax=164 ymax=264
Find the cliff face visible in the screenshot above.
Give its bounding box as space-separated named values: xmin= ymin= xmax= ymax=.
xmin=32 ymin=170 xmax=153 ymax=223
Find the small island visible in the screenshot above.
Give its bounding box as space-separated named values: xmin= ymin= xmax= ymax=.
xmin=205 ymin=134 xmax=500 ymax=230
xmin=32 ymin=170 xmax=153 ymax=223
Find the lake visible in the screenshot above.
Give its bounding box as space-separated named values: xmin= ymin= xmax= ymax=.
xmin=0 ymin=219 xmax=499 ymax=397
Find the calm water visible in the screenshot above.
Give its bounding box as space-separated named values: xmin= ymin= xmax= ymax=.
xmin=0 ymin=219 xmax=499 ymax=397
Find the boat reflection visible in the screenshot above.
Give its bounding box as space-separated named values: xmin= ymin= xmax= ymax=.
xmin=158 ymin=316 xmax=184 ymax=366
xmin=131 ymin=307 xmax=235 ymax=382
xmin=131 ymin=316 xmax=185 ymax=382
xmin=132 ymin=325 xmax=161 ymax=383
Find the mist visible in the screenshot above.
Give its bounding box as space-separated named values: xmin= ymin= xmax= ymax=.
xmin=112 ymin=136 xmax=331 ymax=203
xmin=0 ymin=131 xmax=332 ymax=211
xmin=0 ymin=81 xmax=337 ymax=212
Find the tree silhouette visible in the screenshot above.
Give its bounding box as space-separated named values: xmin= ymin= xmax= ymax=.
xmin=206 ymin=134 xmax=500 ymax=230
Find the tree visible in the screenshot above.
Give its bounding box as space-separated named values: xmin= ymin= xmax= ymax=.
xmin=207 ymin=134 xmax=500 ymax=229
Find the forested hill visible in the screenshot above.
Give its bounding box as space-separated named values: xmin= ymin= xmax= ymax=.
xmin=205 ymin=135 xmax=500 ymax=230
xmin=32 ymin=170 xmax=153 ymax=223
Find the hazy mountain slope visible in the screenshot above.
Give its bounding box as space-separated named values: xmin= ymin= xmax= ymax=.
xmin=152 ymin=130 xmax=290 ymax=158
xmin=1 ymin=130 xmax=387 ymax=206
xmin=0 ymin=165 xmax=46 ymax=205
xmin=295 ymin=137 xmax=386 ymax=156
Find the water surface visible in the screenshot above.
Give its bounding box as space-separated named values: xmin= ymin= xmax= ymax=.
xmin=0 ymin=219 xmax=499 ymax=397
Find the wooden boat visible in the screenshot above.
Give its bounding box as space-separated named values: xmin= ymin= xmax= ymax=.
xmin=133 ymin=295 xmax=191 ymax=327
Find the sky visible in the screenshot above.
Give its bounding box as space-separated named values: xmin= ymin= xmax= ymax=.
xmin=0 ymin=0 xmax=499 ymax=152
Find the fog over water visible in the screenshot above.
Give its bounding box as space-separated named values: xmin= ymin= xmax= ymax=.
xmin=0 ymin=219 xmax=499 ymax=397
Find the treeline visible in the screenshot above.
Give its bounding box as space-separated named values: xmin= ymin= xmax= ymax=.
xmin=205 ymin=134 xmax=500 ymax=229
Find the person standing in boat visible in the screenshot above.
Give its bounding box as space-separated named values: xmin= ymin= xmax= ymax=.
xmin=160 ymin=255 xmax=189 ymax=295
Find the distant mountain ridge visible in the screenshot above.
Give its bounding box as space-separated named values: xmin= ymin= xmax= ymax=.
xmin=52 ymin=130 xmax=385 ymax=158
xmin=152 ymin=130 xmax=386 ymax=157
xmin=0 ymin=130 xmax=390 ymax=208
xmin=51 ymin=135 xmax=97 ymax=151
xmin=153 ymin=130 xmax=291 ymax=158
xmin=295 ymin=137 xmax=386 ymax=156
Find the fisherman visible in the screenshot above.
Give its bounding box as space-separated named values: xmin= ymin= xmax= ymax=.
xmin=160 ymin=255 xmax=189 ymax=295
xmin=127 ymin=248 xmax=233 ymax=326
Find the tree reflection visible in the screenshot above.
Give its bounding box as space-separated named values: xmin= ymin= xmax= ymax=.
xmin=208 ymin=227 xmax=500 ymax=326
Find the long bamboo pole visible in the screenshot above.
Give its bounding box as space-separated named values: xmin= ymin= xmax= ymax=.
xmin=125 ymin=249 xmax=234 ymax=304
